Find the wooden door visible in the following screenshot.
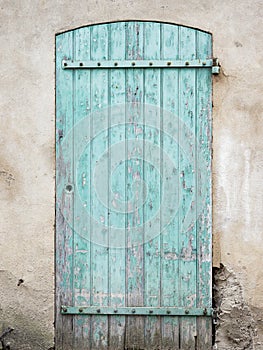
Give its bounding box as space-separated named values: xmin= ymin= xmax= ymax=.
xmin=56 ymin=21 xmax=213 ymax=349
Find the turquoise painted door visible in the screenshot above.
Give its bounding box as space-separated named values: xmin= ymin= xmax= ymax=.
xmin=56 ymin=21 xmax=213 ymax=350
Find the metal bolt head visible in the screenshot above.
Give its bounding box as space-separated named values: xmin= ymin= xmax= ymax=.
xmin=185 ymin=309 xmax=189 ymax=314
xmin=114 ymin=309 xmax=118 ymax=313
xmin=166 ymin=310 xmax=171 ymax=315
xmin=62 ymin=307 xmax=67 ymax=313
xmin=131 ymin=309 xmax=136 ymax=313
xmin=149 ymin=310 xmax=153 ymax=314
xmin=97 ymin=309 xmax=101 ymax=313
xmin=79 ymin=308 xmax=83 ymax=313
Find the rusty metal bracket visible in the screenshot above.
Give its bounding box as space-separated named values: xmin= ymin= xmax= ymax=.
xmin=62 ymin=59 xmax=214 ymax=69
xmin=212 ymin=58 xmax=220 ymax=74
xmin=61 ymin=306 xmax=213 ymax=316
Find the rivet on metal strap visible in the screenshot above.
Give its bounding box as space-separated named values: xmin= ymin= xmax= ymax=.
xmin=185 ymin=309 xmax=189 ymax=314
xmin=185 ymin=61 xmax=190 ymax=66
xmin=62 ymin=307 xmax=67 ymax=313
xmin=97 ymin=309 xmax=101 ymax=313
xmin=149 ymin=62 xmax=153 ymax=66
xmin=167 ymin=61 xmax=171 ymax=66
xmin=79 ymin=62 xmax=83 ymax=67
xmin=166 ymin=310 xmax=171 ymax=314
xmin=114 ymin=62 xmax=118 ymax=66
xmin=79 ymin=308 xmax=83 ymax=313
xmin=131 ymin=62 xmax=136 ymax=66
xmin=114 ymin=309 xmax=118 ymax=313
xmin=131 ymin=309 xmax=136 ymax=313
xmin=97 ymin=62 xmax=101 ymax=66
xmin=149 ymin=310 xmax=153 ymax=314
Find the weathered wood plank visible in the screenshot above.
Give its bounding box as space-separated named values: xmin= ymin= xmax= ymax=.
xmin=73 ymin=26 xmax=92 ymax=349
xmin=197 ymin=317 xmax=212 ymax=350
xmin=143 ymin=21 xmax=162 ymax=349
xmin=90 ymin=24 xmax=109 ymax=350
xmin=125 ymin=21 xmax=145 ymax=350
xmin=178 ymin=26 xmax=197 ymax=349
xmin=108 ymin=22 xmax=126 ymax=350
xmin=161 ymin=22 xmax=180 ymax=349
xmin=196 ymin=30 xmax=213 ymax=349
xmin=196 ymin=30 xmax=212 ymax=309
xmin=56 ymin=31 xmax=74 ymax=350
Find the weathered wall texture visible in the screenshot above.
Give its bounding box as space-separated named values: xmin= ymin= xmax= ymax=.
xmin=0 ymin=1 xmax=262 ymax=349
xmin=213 ymin=265 xmax=260 ymax=349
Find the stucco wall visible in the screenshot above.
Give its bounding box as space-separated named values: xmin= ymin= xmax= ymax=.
xmin=0 ymin=1 xmax=262 ymax=349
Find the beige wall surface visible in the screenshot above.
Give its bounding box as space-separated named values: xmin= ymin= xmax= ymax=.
xmin=0 ymin=1 xmax=262 ymax=349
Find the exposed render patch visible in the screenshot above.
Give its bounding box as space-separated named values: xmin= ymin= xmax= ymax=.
xmin=213 ymin=264 xmax=261 ymax=350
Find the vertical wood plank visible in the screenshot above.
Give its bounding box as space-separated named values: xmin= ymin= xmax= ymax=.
xmin=108 ymin=22 xmax=127 ymax=350
xmin=90 ymin=24 xmax=109 ymax=350
xmin=73 ymin=26 xmax=92 ymax=350
xmin=125 ymin=21 xmax=145 ymax=350
xmin=143 ymin=21 xmax=162 ymax=350
xmin=56 ymin=31 xmax=74 ymax=350
xmin=196 ymin=30 xmax=213 ymax=349
xmin=161 ymin=23 xmax=181 ymax=349
xmin=178 ymin=26 xmax=197 ymax=349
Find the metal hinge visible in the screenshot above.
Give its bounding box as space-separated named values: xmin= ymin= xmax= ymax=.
xmin=212 ymin=308 xmax=219 ymax=324
xmin=212 ymin=58 xmax=220 ymax=75
xmin=61 ymin=306 xmax=213 ymax=316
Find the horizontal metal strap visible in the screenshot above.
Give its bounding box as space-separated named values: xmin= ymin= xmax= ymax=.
xmin=61 ymin=306 xmax=213 ymax=316
xmin=62 ymin=59 xmax=213 ymax=69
